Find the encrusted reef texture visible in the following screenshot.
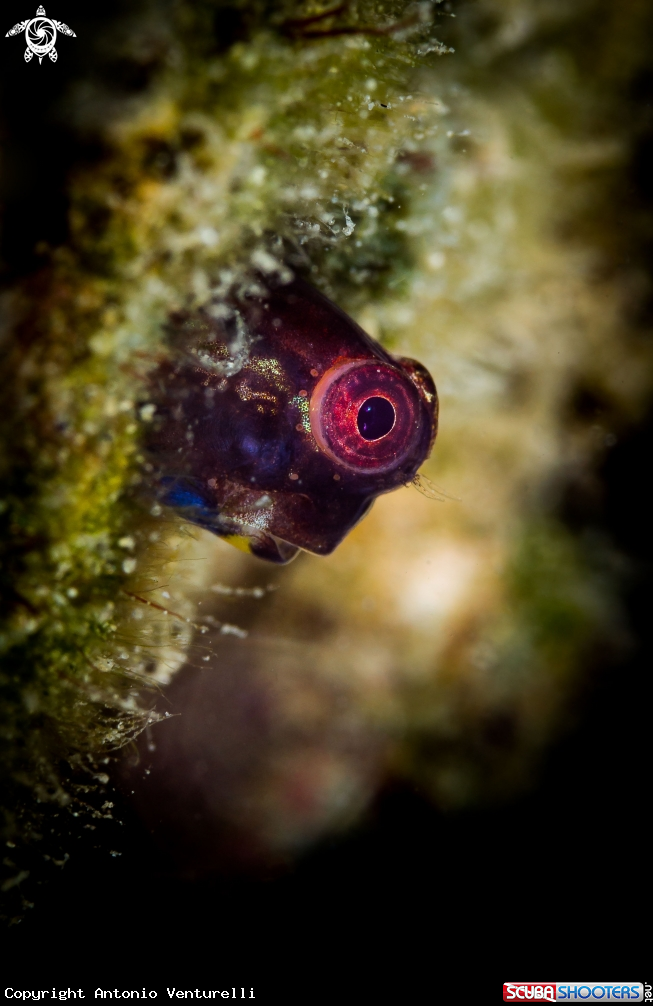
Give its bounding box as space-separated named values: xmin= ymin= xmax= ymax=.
xmin=1 ymin=0 xmax=652 ymax=900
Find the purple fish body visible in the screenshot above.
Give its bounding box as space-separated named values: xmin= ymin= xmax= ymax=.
xmin=146 ymin=281 xmax=438 ymax=562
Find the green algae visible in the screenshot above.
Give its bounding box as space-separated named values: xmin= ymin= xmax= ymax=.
xmin=0 ymin=0 xmax=452 ymax=875
xmin=2 ymin=0 xmax=652 ymax=904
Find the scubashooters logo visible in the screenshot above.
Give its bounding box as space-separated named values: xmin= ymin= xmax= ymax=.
xmin=5 ymin=5 xmax=76 ymax=64
xmin=503 ymin=985 xmax=645 ymax=1003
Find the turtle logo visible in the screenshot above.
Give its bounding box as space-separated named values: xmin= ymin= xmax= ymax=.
xmin=5 ymin=5 xmax=76 ymax=64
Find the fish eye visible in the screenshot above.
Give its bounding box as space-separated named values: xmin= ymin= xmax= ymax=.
xmin=357 ymin=396 xmax=396 ymax=441
xmin=309 ymin=360 xmax=422 ymax=473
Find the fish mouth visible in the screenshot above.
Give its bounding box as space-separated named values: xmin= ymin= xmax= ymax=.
xmin=246 ymin=530 xmax=300 ymax=564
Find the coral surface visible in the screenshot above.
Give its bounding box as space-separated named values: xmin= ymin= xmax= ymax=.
xmin=1 ymin=0 xmax=652 ymax=910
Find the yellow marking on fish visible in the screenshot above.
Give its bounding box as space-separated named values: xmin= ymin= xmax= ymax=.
xmin=223 ymin=533 xmax=252 ymax=554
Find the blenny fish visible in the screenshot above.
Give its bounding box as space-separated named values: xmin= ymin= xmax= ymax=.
xmin=146 ymin=280 xmax=438 ymax=562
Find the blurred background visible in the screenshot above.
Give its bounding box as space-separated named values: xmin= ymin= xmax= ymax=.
xmin=1 ymin=0 xmax=650 ymax=984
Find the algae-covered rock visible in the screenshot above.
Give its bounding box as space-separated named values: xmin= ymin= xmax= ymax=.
xmin=1 ymin=0 xmax=652 ymax=911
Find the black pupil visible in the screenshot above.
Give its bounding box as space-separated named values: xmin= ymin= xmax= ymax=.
xmin=357 ymin=397 xmax=395 ymax=441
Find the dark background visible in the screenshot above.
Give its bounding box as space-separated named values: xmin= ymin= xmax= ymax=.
xmin=1 ymin=0 xmax=649 ymax=995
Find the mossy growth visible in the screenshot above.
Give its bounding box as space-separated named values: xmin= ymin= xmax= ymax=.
xmin=0 ymin=0 xmax=452 ymax=893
